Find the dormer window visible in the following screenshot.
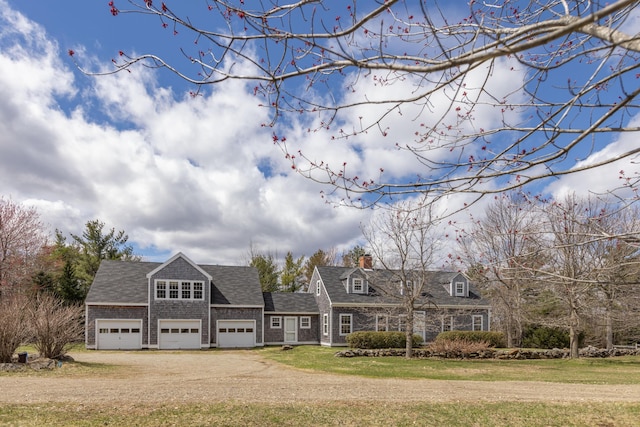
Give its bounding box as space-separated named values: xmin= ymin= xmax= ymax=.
xmin=400 ymin=280 xmax=413 ymax=296
xmin=353 ymin=278 xmax=364 ymax=293
xmin=455 ymin=282 xmax=465 ymax=296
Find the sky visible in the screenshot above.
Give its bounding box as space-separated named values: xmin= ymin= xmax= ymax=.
xmin=1 ymin=1 xmax=639 ymax=266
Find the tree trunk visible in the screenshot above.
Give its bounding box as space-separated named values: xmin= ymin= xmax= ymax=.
xmin=569 ymin=309 xmax=580 ymax=358
xmin=605 ymin=309 xmax=614 ymax=350
xmin=405 ymin=310 xmax=414 ymax=359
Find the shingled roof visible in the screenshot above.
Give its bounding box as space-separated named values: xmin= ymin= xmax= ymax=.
xmin=86 ymin=260 xmax=263 ymax=307
xmin=263 ymin=292 xmax=319 ymax=313
xmin=316 ymin=266 xmax=489 ymax=308
xmin=203 ymin=265 xmax=264 ymax=306
xmin=85 ymin=260 xmax=156 ymax=304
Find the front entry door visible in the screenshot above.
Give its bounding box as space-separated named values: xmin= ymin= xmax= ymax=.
xmin=284 ymin=317 xmax=297 ymax=343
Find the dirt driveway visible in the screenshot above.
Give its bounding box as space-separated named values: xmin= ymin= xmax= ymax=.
xmin=1 ymin=350 xmax=639 ymax=404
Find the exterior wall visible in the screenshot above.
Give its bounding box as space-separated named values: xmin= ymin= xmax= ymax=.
xmin=148 ymin=257 xmax=210 ymax=346
xmin=330 ymin=307 xmax=373 ymax=346
xmin=310 ymin=270 xmax=332 ymax=346
xmin=86 ymin=305 xmax=148 ymax=347
xmin=264 ymin=314 xmax=320 ymax=344
xmin=424 ymin=308 xmax=490 ymax=342
xmin=210 ymin=307 xmax=263 ymax=345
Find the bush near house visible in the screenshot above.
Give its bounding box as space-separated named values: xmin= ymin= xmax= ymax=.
xmin=346 ymin=331 xmax=423 ymax=349
xmin=521 ymin=325 xmax=570 ymax=349
xmin=435 ymin=331 xmax=506 ymax=348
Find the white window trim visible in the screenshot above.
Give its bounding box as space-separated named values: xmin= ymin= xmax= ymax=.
xmin=472 ymin=315 xmax=483 ymax=331
xmin=339 ymin=314 xmax=352 ymax=336
xmin=455 ymin=281 xmax=465 ymax=296
xmin=442 ymin=316 xmax=454 ymax=332
xmin=398 ymin=314 xmax=406 ymax=332
xmin=300 ymin=316 xmax=311 ymax=329
xmin=155 ymin=280 xmax=204 ymax=301
xmin=352 ymin=278 xmax=364 ymax=294
xmin=271 ymin=316 xmax=282 ymax=329
xmin=322 ymin=314 xmax=329 ymax=336
xmin=376 ymin=314 xmax=388 ymax=332
xmin=316 ymin=280 xmax=322 ymax=296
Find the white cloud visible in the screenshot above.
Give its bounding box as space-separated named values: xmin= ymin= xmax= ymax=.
xmin=0 ymin=2 xmax=369 ymax=265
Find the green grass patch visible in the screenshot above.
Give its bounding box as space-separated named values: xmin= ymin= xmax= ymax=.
xmin=259 ymin=345 xmax=640 ymax=384
xmin=0 ymin=401 xmax=639 ymax=426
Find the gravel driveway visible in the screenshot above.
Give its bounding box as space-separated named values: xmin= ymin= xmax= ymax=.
xmin=1 ymin=350 xmax=639 ymax=404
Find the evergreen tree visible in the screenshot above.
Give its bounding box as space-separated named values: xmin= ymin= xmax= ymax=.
xmin=280 ymin=251 xmax=305 ymax=293
xmin=57 ymin=260 xmax=85 ymax=303
xmin=250 ymin=253 xmax=280 ymax=293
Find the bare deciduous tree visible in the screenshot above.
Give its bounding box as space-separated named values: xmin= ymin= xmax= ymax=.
xmin=0 ymin=294 xmax=31 ymax=363
xmin=74 ymin=1 xmax=640 ymax=207
xmin=362 ymin=198 xmax=439 ymax=358
xmin=0 ymin=198 xmax=49 ymax=294
xmin=29 ymin=293 xmax=84 ymax=360
xmin=459 ymin=192 xmax=543 ymax=347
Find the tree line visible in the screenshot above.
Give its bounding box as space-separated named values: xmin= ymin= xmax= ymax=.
xmin=457 ymin=192 xmax=640 ymax=358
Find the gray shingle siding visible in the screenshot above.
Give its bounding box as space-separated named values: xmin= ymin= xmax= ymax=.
xmin=86 ymin=305 xmax=148 ymax=347
xmin=149 ymin=257 xmax=211 ymax=346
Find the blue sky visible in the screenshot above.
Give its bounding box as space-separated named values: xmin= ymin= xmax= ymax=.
xmin=1 ymin=1 xmax=638 ymax=266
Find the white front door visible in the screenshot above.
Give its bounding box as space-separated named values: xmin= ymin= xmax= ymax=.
xmin=284 ymin=317 xmax=298 ymax=343
xmin=97 ymin=320 xmax=142 ymax=350
xmin=158 ymin=320 xmax=201 ymax=349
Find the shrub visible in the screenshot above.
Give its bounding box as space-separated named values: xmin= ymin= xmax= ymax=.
xmin=29 ymin=293 xmax=84 ymax=359
xmin=346 ymin=331 xmax=423 ymax=349
xmin=0 ymin=294 xmax=32 ymax=363
xmin=427 ymin=338 xmax=491 ymax=354
xmin=435 ymin=331 xmax=506 ymax=348
xmin=522 ymin=325 xmax=569 ymax=349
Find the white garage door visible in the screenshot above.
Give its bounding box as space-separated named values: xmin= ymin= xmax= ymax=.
xmin=217 ymin=320 xmax=255 ymax=348
xmin=159 ymin=320 xmax=201 ymax=349
xmin=97 ymin=320 xmax=142 ymax=350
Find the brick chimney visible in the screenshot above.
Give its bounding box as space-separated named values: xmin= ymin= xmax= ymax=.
xmin=359 ymin=254 xmax=373 ymax=269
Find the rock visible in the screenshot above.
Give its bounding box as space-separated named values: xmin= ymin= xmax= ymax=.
xmin=281 ymin=345 xmax=294 ymax=351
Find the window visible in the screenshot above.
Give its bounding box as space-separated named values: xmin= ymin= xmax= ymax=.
xmin=376 ymin=314 xmax=388 ymax=332
xmin=442 ymin=316 xmax=454 ymax=332
xmin=156 ymin=281 xmax=167 ymax=299
xmin=181 ymin=282 xmax=191 ymax=299
xmin=169 ymin=281 xmax=179 ymax=299
xmin=398 ymin=315 xmax=406 ymax=332
xmin=323 ymin=314 xmax=329 ymax=336
xmin=316 ymin=280 xmax=322 ymax=296
xmin=271 ymin=316 xmax=282 ymax=329
xmin=455 ymin=281 xmax=465 ymax=296
xmin=155 ymin=280 xmax=205 ymax=300
xmin=193 ymin=282 xmax=203 ymax=299
xmin=352 ymin=278 xmax=364 ymax=293
xmin=339 ymin=314 xmax=352 ymax=336
xmin=472 ymin=315 xmax=483 ymax=331
xmin=300 ymin=316 xmax=311 ymax=329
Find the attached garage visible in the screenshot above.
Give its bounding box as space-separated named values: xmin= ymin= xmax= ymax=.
xmin=96 ymin=319 xmax=142 ymax=350
xmin=158 ymin=320 xmax=202 ymax=349
xmin=217 ymin=320 xmax=256 ymax=348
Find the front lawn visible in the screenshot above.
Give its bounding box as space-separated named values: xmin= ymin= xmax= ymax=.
xmin=259 ymin=345 xmax=640 ymax=384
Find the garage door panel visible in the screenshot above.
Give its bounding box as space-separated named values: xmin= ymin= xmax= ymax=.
xmin=159 ymin=320 xmax=201 ymax=349
xmin=218 ymin=320 xmax=255 ymax=348
xmin=97 ymin=320 xmax=142 ymax=350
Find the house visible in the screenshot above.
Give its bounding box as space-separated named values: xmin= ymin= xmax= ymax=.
xmin=311 ymin=255 xmax=492 ymax=346
xmin=85 ymin=252 xmax=490 ymax=349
